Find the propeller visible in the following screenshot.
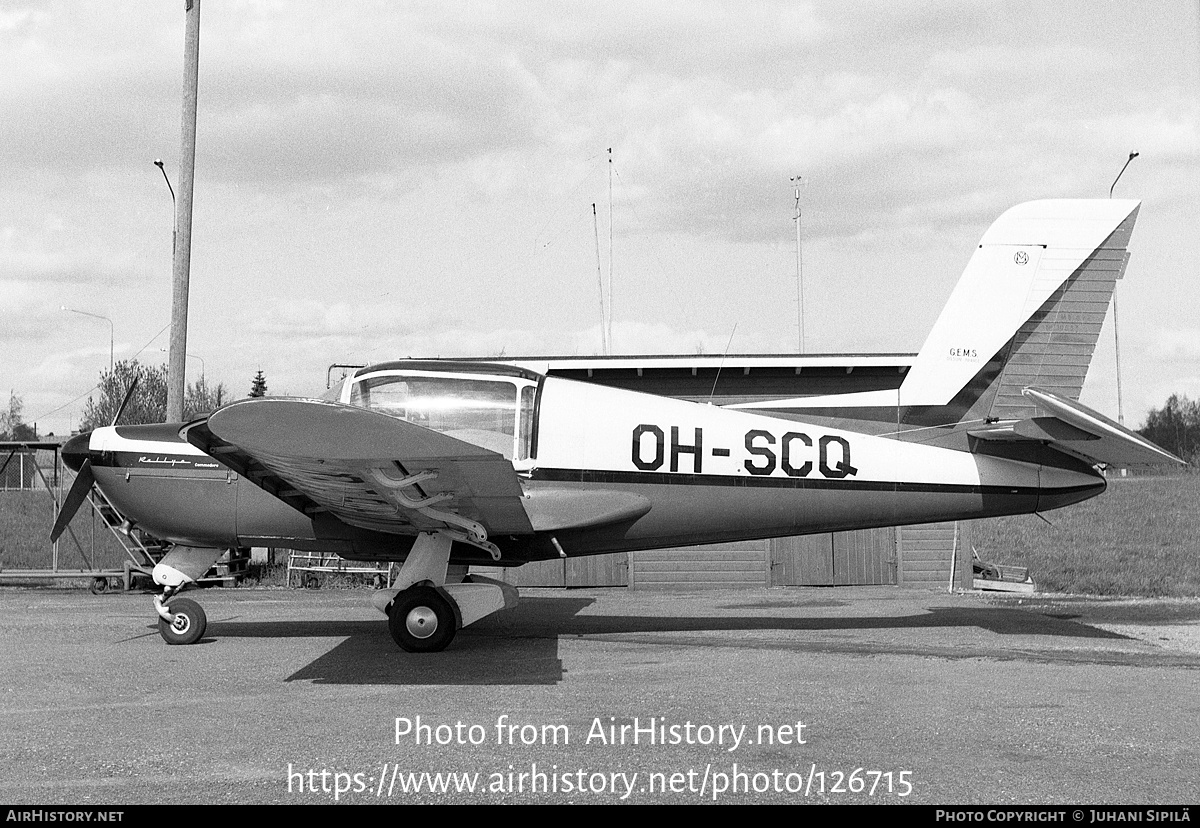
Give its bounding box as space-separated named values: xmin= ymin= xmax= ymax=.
xmin=50 ymin=458 xmax=93 ymax=542
xmin=111 ymin=378 xmax=138 ymax=428
xmin=49 ymin=379 xmax=140 ymax=542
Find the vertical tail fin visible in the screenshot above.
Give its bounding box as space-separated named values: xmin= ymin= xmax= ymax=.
xmin=897 ymin=199 xmax=1140 ymax=421
xmin=723 ymin=199 xmax=1141 ymax=427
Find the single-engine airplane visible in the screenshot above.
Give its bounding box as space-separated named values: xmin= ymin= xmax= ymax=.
xmin=52 ymin=199 xmax=1180 ymax=653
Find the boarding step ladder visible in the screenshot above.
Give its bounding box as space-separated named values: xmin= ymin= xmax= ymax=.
xmin=80 ymin=477 xmax=250 ymax=588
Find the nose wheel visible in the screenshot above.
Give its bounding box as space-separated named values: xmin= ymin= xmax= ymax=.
xmin=157 ymin=596 xmax=207 ymax=645
xmin=387 ymin=586 xmax=457 ymax=653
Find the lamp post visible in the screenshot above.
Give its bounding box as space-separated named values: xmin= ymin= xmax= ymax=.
xmin=60 ymin=306 xmax=113 ymax=374
xmin=1108 ymin=151 xmax=1138 ymax=427
xmin=160 ymin=348 xmax=204 ymax=377
xmin=1109 ymin=151 xmax=1139 ymax=199
xmin=154 ymin=159 xmax=176 ymax=254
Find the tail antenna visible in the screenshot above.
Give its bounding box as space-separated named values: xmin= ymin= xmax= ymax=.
xmin=708 ymin=323 xmax=738 ymax=404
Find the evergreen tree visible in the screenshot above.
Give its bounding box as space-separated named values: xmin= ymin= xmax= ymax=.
xmin=249 ymin=370 xmax=268 ymax=398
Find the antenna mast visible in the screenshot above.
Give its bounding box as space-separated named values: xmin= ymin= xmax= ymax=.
xmin=792 ymin=176 xmax=805 ymax=354
xmin=607 ymin=148 xmax=614 ymax=351
xmin=593 ymin=203 xmax=609 ymax=354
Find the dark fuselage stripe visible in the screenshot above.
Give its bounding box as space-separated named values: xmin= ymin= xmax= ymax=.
xmin=530 ymin=467 xmax=1098 ymax=497
xmin=93 ymin=452 xmax=1102 ymax=498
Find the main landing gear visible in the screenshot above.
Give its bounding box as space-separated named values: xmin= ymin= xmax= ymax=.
xmin=387 ymin=585 xmax=457 ymax=652
xmin=141 ymin=537 xmax=516 ymax=652
xmin=372 ymin=532 xmax=518 ymax=653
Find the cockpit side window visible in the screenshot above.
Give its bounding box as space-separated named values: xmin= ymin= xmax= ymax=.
xmin=518 ymin=384 xmax=536 ymax=461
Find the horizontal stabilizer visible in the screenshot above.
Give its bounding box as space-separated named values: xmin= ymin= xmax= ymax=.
xmin=969 ymin=387 xmax=1183 ymax=467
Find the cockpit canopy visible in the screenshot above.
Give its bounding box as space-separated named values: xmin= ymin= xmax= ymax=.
xmin=339 ymin=362 xmax=540 ymax=462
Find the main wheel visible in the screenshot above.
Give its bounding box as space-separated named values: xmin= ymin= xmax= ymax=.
xmin=387 ymin=586 xmax=457 ymax=653
xmin=158 ymin=597 xmax=207 ymax=645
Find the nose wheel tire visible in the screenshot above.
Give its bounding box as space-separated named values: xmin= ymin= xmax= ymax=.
xmin=387 ymin=586 xmax=457 ymax=653
xmin=158 ymin=597 xmax=207 ymax=645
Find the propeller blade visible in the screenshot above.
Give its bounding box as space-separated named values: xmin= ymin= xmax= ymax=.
xmin=111 ymin=378 xmax=139 ymax=427
xmin=50 ymin=459 xmax=94 ymax=543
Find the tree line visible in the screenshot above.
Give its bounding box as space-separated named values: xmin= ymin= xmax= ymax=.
xmin=1137 ymin=393 xmax=1200 ymax=465
xmin=0 ymin=393 xmax=36 ymax=441
xmin=3 ymin=367 xmax=1196 ymax=462
xmin=76 ymin=361 xmax=273 ymax=431
xmin=0 ymin=363 xmax=269 ymax=439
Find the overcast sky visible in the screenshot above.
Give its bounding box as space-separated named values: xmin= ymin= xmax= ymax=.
xmin=2 ymin=1 xmax=1198 ymax=436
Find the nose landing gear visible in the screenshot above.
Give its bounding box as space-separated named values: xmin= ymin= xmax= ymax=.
xmin=150 ymin=545 xmax=224 ymax=646
xmin=157 ymin=596 xmax=207 ymax=645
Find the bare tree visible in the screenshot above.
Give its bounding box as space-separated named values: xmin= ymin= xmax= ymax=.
xmin=80 ymin=361 xmax=168 ymax=430
xmin=0 ymin=393 xmax=35 ymax=441
xmin=185 ymin=375 xmax=229 ymax=420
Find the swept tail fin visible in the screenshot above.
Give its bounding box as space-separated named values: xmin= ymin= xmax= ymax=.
xmin=727 ymin=199 xmax=1141 ymax=426
xmin=899 ymin=199 xmax=1139 ymax=415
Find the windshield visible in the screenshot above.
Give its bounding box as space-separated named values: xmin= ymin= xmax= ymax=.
xmin=348 ymin=374 xmax=531 ymax=459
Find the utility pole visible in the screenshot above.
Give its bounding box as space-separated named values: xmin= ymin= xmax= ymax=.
xmin=167 ymin=0 xmax=200 ymax=422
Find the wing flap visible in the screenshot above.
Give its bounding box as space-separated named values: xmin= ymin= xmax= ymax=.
xmin=968 ymin=387 xmax=1183 ymax=467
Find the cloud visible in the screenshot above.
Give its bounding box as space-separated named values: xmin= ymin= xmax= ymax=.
xmin=4 ymin=2 xmax=1199 ymax=436
xmin=1150 ymin=328 xmax=1200 ymax=362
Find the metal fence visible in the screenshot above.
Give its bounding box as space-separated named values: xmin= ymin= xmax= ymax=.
xmin=0 ymin=444 xmax=60 ymax=491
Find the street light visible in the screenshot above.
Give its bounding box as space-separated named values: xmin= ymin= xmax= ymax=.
xmin=1109 ymin=151 xmax=1139 ymax=199
xmin=1108 ymin=151 xmax=1138 ymax=427
xmin=155 ymin=159 xmax=176 ymax=254
xmin=60 ymin=306 xmax=113 ymax=373
xmin=160 ymin=348 xmax=204 ymax=377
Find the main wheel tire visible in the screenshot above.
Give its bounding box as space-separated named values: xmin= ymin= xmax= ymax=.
xmin=158 ymin=597 xmax=207 ymax=645
xmin=387 ymin=586 xmax=457 ymax=653
xmin=90 ymin=577 xmax=110 ymax=595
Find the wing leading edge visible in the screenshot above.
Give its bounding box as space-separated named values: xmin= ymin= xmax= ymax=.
xmin=184 ymin=398 xmax=535 ymax=557
xmin=183 ymin=397 xmax=655 ymax=556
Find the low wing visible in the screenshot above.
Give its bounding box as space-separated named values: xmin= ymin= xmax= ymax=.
xmin=968 ymin=387 xmax=1184 ymax=467
xmin=183 ymin=398 xmax=535 ymax=553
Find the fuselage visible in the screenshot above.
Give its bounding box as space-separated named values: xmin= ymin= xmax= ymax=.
xmin=63 ymin=362 xmax=1105 ymax=567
